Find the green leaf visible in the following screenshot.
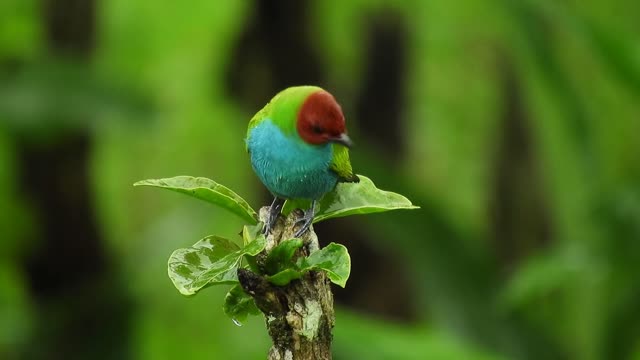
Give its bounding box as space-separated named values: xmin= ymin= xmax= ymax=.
xmin=266 ymin=242 xmax=351 ymax=288
xmin=134 ymin=176 xmax=258 ymax=224
xmin=242 ymin=234 xmax=267 ymax=256
xmin=301 ymin=243 xmax=351 ymax=288
xmin=242 ymin=223 xmax=263 ymax=246
xmin=242 ymin=224 xmax=264 ymax=271
xmin=223 ymin=284 xmax=261 ymax=324
xmin=168 ymin=235 xmax=266 ymax=296
xmin=267 ymin=268 xmax=303 ymax=286
xmin=265 ymin=238 xmax=304 ymax=275
xmin=283 ymin=175 xmax=418 ymax=223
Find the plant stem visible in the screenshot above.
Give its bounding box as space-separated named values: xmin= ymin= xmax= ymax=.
xmin=238 ymin=207 xmax=334 ymax=360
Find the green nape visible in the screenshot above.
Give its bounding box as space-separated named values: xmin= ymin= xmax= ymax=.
xmin=246 ymin=86 xmax=323 ymax=141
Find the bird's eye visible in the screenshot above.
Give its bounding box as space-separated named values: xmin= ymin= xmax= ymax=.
xmin=311 ymin=125 xmax=323 ymax=134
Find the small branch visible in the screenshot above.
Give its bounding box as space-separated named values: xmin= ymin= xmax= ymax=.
xmin=238 ymin=207 xmax=334 ymax=360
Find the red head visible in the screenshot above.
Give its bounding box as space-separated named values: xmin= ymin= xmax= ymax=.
xmin=297 ymin=90 xmax=353 ymax=147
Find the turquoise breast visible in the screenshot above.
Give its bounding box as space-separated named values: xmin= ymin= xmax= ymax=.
xmin=247 ymin=120 xmax=338 ymax=200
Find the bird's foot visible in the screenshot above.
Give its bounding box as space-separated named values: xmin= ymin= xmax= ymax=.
xmin=293 ymin=200 xmax=316 ymax=238
xmin=264 ymin=197 xmax=285 ymax=235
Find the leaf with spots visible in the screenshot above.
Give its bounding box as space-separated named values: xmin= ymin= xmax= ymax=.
xmin=168 ymin=234 xmax=266 ymax=296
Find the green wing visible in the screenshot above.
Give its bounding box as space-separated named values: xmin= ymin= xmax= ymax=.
xmin=330 ymin=145 xmax=359 ymax=183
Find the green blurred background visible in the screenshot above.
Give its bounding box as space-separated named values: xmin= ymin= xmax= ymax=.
xmin=1 ymin=0 xmax=639 ymax=359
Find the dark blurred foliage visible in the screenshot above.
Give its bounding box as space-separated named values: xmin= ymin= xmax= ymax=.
xmin=1 ymin=0 xmax=639 ymax=359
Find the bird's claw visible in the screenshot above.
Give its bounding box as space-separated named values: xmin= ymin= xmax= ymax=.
xmin=293 ymin=216 xmax=313 ymax=238
xmin=292 ymin=200 xmax=316 ymax=238
xmin=264 ymin=197 xmax=285 ymax=235
xmin=263 ymin=215 xmax=276 ymax=235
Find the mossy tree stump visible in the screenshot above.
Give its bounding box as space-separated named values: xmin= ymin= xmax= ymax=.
xmin=239 ymin=207 xmax=334 ymax=360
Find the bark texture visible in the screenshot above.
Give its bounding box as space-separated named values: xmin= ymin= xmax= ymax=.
xmin=238 ymin=207 xmax=334 ymax=360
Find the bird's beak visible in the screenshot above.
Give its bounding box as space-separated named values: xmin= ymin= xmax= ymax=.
xmin=330 ymin=133 xmax=354 ymax=148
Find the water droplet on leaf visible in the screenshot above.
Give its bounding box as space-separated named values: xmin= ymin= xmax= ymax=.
xmin=232 ymin=318 xmax=243 ymax=327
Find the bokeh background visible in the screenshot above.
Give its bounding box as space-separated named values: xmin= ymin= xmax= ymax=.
xmin=1 ymin=0 xmax=639 ymax=359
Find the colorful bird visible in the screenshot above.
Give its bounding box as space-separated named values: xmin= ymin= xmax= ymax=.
xmin=246 ymin=86 xmax=359 ymax=236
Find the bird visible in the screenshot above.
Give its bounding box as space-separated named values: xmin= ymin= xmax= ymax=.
xmin=245 ymin=86 xmax=359 ymax=237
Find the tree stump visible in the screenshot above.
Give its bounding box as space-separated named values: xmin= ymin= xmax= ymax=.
xmin=238 ymin=207 xmax=334 ymax=360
